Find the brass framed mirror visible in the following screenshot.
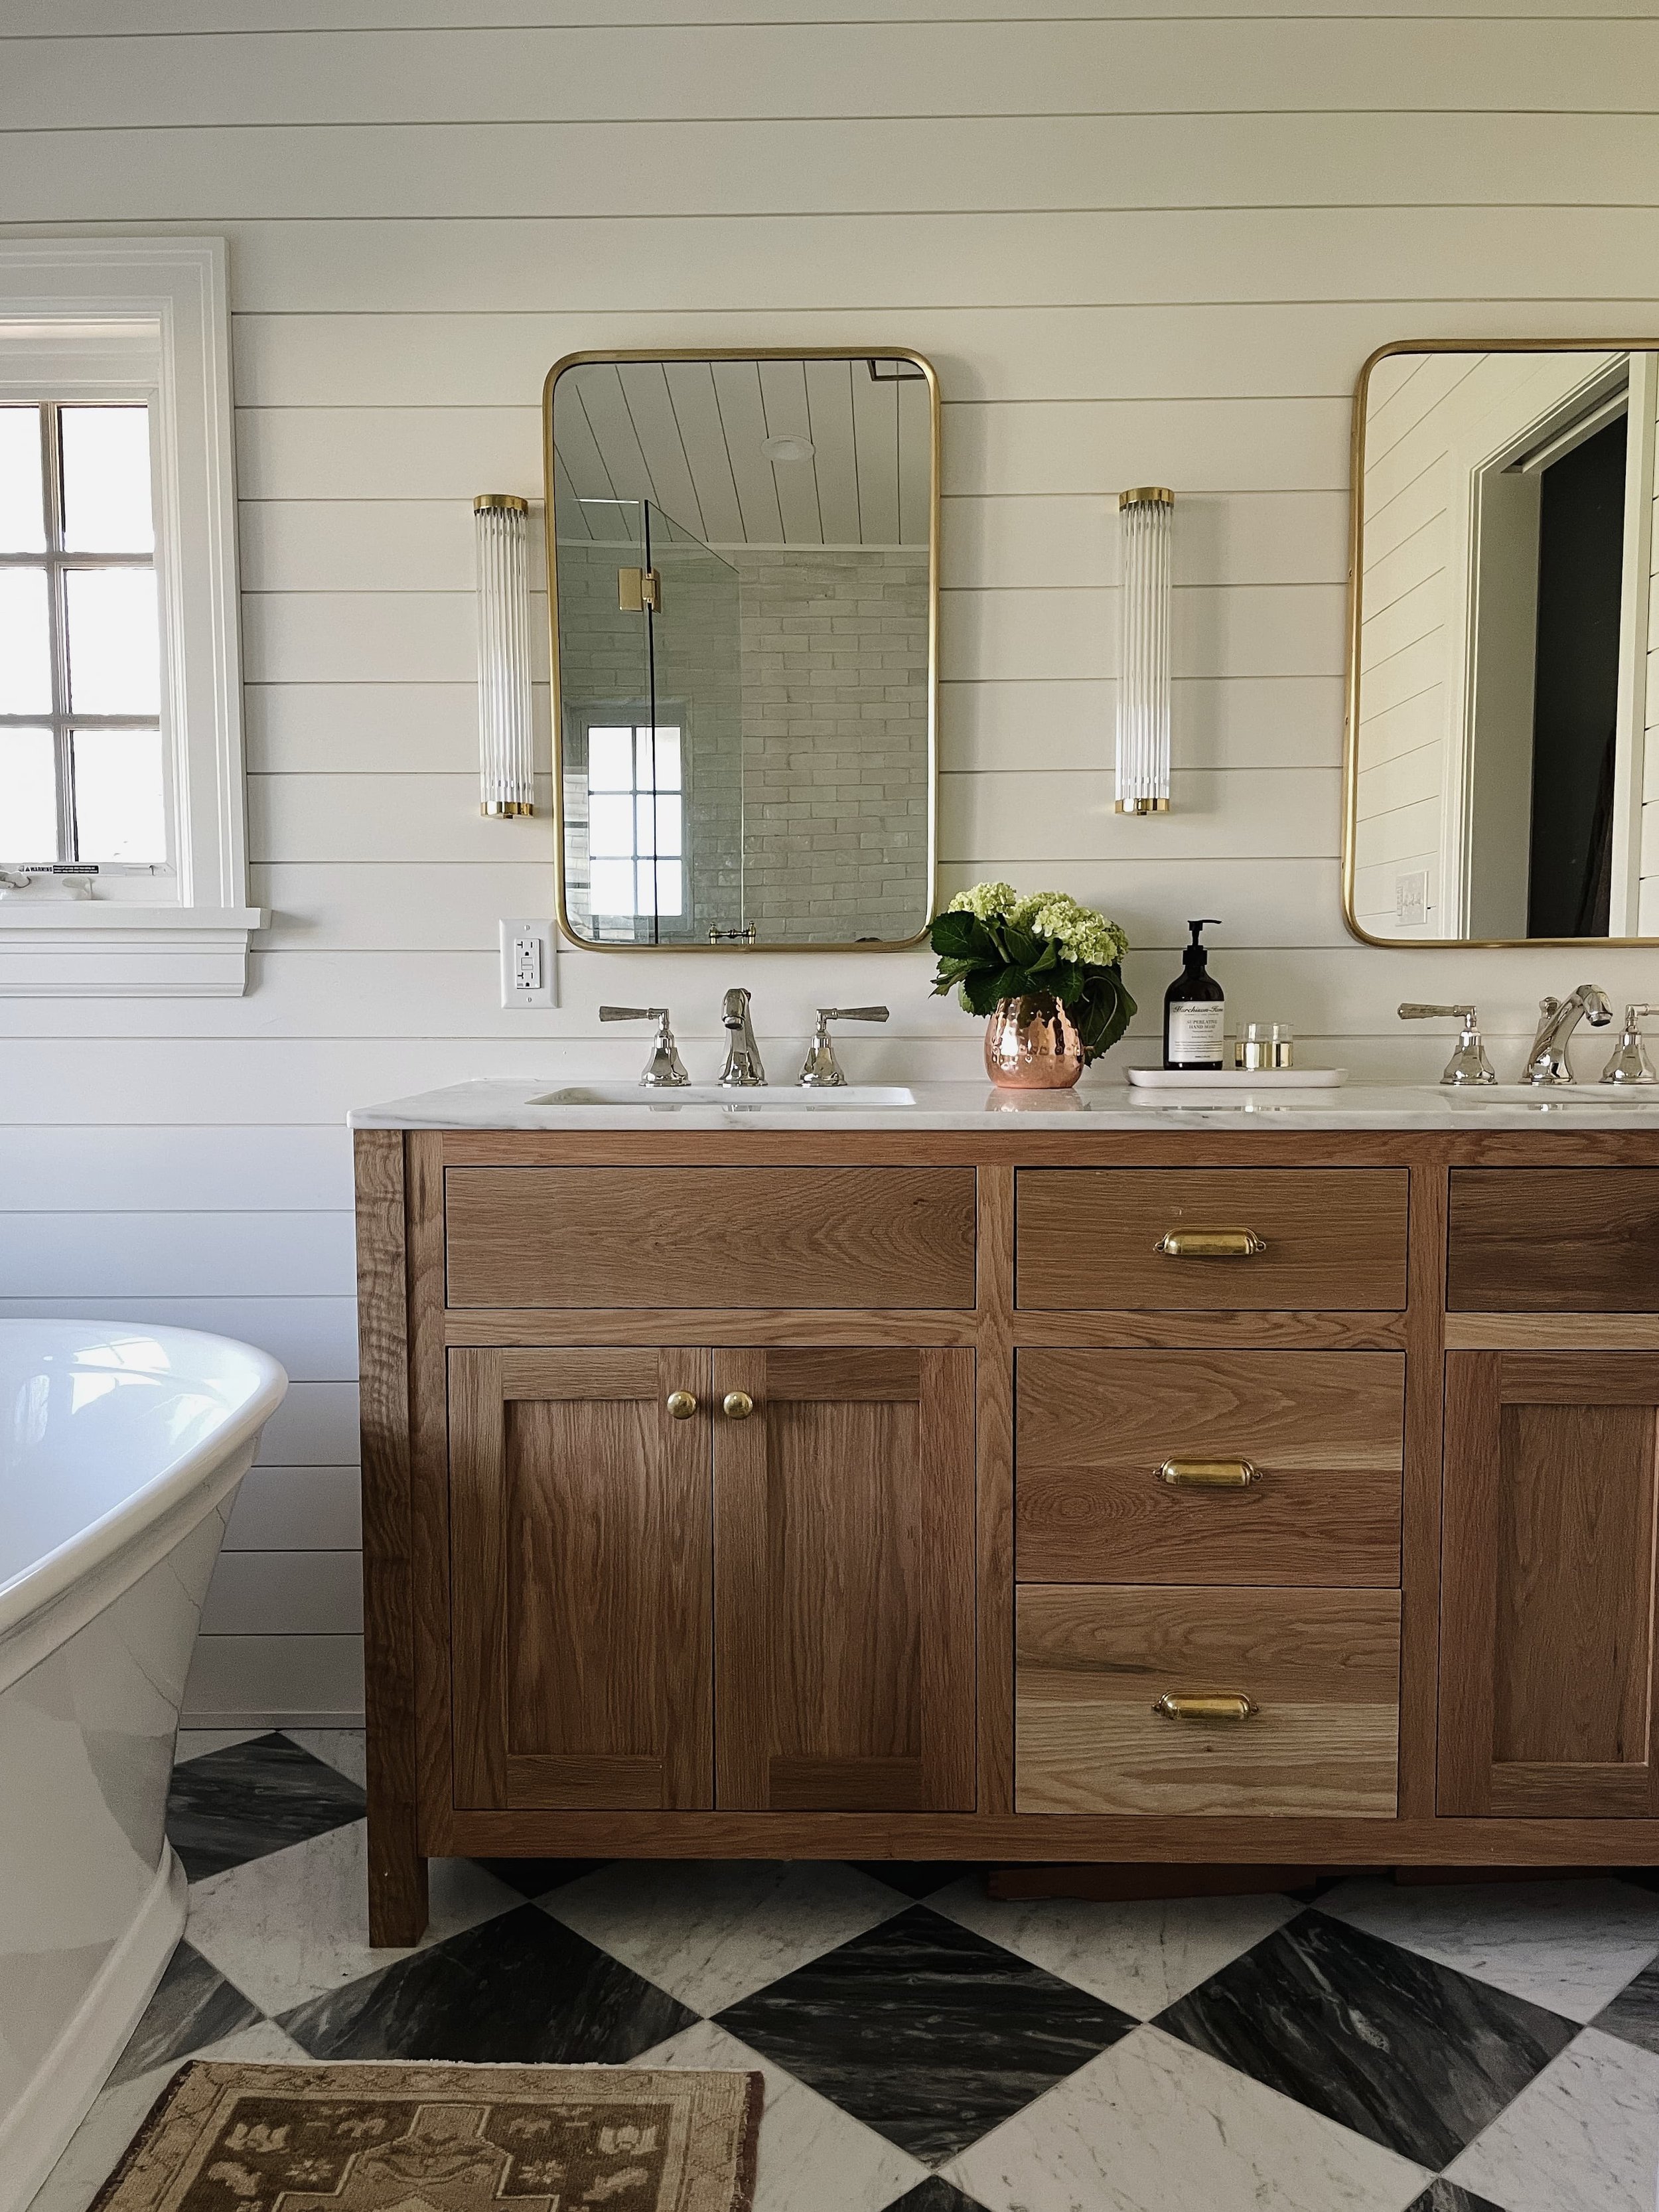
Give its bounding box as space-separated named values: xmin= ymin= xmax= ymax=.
xmin=543 ymin=348 xmax=939 ymax=950
xmin=1344 ymin=338 xmax=1659 ymax=946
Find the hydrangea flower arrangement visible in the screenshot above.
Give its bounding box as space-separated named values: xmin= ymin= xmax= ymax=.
xmin=926 ymin=881 xmax=1135 ymax=1065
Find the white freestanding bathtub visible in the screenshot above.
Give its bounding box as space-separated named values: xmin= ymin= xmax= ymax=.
xmin=0 ymin=1321 xmax=287 ymax=2211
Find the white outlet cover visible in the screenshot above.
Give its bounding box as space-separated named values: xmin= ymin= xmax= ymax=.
xmin=499 ymin=917 xmax=555 ymax=1008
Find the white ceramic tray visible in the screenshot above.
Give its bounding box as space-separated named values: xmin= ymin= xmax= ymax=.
xmin=1125 ymin=1067 xmax=1348 ymax=1089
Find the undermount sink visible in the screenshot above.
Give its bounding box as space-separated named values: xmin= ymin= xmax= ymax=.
xmin=529 ymin=1083 xmax=920 ymax=1109
xmin=1426 ymin=1085 xmax=1659 ymax=1108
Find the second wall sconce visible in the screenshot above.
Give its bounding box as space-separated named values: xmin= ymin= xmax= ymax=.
xmin=474 ymin=492 xmax=535 ymax=816
xmin=1115 ymin=484 xmax=1174 ymax=814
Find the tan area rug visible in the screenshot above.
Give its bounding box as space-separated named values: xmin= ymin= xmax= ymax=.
xmin=94 ymin=2059 xmax=762 ymax=2212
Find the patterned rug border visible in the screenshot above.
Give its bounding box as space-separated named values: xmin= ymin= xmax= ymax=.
xmin=91 ymin=2057 xmax=764 ymax=2212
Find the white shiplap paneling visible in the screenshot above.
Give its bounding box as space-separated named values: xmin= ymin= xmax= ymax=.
xmin=6 ymin=5 xmax=1659 ymax=1723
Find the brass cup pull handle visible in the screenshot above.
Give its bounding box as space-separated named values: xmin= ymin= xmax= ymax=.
xmin=1157 ymin=1457 xmax=1260 ymax=1489
xmin=1153 ymin=1692 xmax=1259 ymax=1723
xmin=722 ymin=1390 xmax=755 ymax=1420
xmin=666 ymin=1391 xmax=699 ymax=1421
xmin=1155 ymin=1228 xmax=1267 ymax=1259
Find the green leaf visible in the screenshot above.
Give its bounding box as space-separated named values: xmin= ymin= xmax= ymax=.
xmin=927 ymin=910 xmax=989 ymax=962
xmin=960 ymin=969 xmax=1008 ymax=1016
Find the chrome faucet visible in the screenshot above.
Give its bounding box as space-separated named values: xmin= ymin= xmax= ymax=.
xmin=1524 ymin=984 xmax=1615 ymax=1084
xmin=798 ymin=1005 xmax=889 ymax=1086
xmin=599 ymin=1005 xmax=688 ymax=1088
xmin=718 ymin=986 xmax=766 ymax=1086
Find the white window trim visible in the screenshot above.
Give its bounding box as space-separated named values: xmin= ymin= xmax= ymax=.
xmin=0 ymin=238 xmax=262 ymax=997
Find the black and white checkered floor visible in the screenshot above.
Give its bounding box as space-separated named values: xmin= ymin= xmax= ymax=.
xmin=30 ymin=1730 xmax=1659 ymax=2212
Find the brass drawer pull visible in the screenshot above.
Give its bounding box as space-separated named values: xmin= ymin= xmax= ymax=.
xmin=722 ymin=1390 xmax=755 ymax=1420
xmin=666 ymin=1390 xmax=699 ymax=1420
xmin=1155 ymin=1228 xmax=1267 ymax=1259
xmin=1153 ymin=1692 xmax=1259 ymax=1722
xmin=1156 ymin=1457 xmax=1260 ymax=1489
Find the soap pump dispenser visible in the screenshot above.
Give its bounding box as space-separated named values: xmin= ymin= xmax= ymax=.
xmin=1164 ymin=919 xmax=1225 ymax=1070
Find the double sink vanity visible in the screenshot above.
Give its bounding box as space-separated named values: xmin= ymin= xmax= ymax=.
xmin=351 ymin=1072 xmax=1659 ymax=1945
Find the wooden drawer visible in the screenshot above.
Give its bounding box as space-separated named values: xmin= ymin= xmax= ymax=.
xmin=1017 ymin=1349 xmax=1404 ymax=1585
xmin=1449 ymin=1168 xmax=1659 ymax=1312
xmin=1016 ymin=1585 xmax=1400 ymax=1816
xmin=1017 ymin=1169 xmax=1409 ymax=1311
xmin=443 ymin=1165 xmax=977 ymax=1309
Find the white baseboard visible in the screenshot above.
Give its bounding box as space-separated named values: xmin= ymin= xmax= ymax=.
xmin=181 ymin=1709 xmax=365 ymax=1731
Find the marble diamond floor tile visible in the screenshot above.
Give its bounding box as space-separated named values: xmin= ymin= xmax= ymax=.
xmin=277 ymin=1898 xmax=697 ymax=2064
xmin=1443 ymin=2026 xmax=1659 ymax=2212
xmin=1157 ymin=1906 xmax=1576 ymax=2170
xmin=946 ymin=2024 xmax=1433 ymax=2212
xmin=1318 ymin=1874 xmax=1659 ymax=2024
xmin=104 ymin=1939 xmax=260 ymax=2089
xmin=543 ymin=1857 xmax=909 ymax=2015
xmin=714 ymin=1901 xmax=1137 ymax=2165
xmin=184 ymin=1818 xmax=523 ymax=2015
xmin=930 ymin=1876 xmax=1302 ymax=2018
xmin=637 ymin=2016 xmax=930 ymax=2212
xmin=163 ymin=1729 xmax=366 ymax=1880
xmin=1595 ymin=1953 xmax=1659 ymax=2057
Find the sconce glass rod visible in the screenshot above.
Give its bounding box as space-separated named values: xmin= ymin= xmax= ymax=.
xmin=1115 ymin=484 xmax=1174 ymax=816
xmin=474 ymin=491 xmax=535 ymax=818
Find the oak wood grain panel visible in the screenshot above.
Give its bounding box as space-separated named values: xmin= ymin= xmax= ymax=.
xmin=713 ymin=1345 xmax=975 ymax=1813
xmin=444 ymin=1165 xmax=976 ymax=1311
xmin=405 ymin=1130 xmax=451 ymax=1913
xmin=441 ymin=1307 xmax=1406 ymax=1352
xmin=1447 ymin=1315 xmax=1659 ymax=1351
xmin=1449 ymin=1169 xmax=1659 ymax=1313
xmin=449 ymin=1345 xmax=713 ymax=1812
xmin=1439 ymin=1352 xmax=1659 ymax=1819
xmin=977 ymin=1165 xmax=1017 ymax=1816
xmin=1400 ymin=1147 xmax=1450 ymax=1823
xmin=1017 ymin=1349 xmax=1403 ymax=1586
xmin=1016 ymin=1585 xmax=1401 ymax=1817
xmin=353 ymin=1129 xmax=427 ymax=1948
xmin=1017 ymin=1169 xmax=1409 ymax=1311
xmin=440 ymin=1131 xmax=1431 ymax=1171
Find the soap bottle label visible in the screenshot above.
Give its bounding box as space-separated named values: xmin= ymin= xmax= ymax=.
xmin=1168 ymin=1003 xmax=1225 ymax=1064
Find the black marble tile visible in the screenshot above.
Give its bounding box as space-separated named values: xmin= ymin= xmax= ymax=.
xmin=108 ymin=1941 xmax=261 ymax=2087
xmin=1594 ymin=1956 xmax=1659 ymax=2057
xmin=851 ymin=1862 xmax=981 ymax=1901
xmin=1157 ymin=1907 xmax=1574 ymax=2171
xmin=885 ymin=2183 xmax=993 ymax=2212
xmin=714 ymin=1902 xmax=1135 ymax=2164
xmin=1404 ymin=2187 xmax=1508 ymax=2212
xmin=470 ymin=1856 xmax=609 ymax=1897
xmin=278 ymin=1902 xmax=695 ymax=2064
xmin=167 ymin=1731 xmax=365 ymax=1880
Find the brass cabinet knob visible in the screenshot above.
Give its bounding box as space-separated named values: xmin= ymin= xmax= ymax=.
xmin=666 ymin=1390 xmax=699 ymax=1420
xmin=1155 ymin=1458 xmax=1260 ymax=1489
xmin=1155 ymin=1228 xmax=1267 ymax=1259
xmin=1152 ymin=1692 xmax=1259 ymax=1722
xmin=722 ymin=1390 xmax=755 ymax=1420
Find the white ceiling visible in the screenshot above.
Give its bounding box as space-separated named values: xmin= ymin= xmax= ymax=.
xmin=551 ymin=355 xmax=932 ymax=551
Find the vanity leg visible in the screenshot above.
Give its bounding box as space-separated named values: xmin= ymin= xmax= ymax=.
xmin=367 ymin=1783 xmax=428 ymax=1947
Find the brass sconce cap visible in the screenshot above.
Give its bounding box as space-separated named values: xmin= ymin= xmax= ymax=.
xmin=474 ymin=492 xmax=530 ymax=514
xmin=1118 ymin=486 xmax=1175 ymax=508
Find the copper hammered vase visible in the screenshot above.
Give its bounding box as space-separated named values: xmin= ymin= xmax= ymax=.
xmin=983 ymin=994 xmax=1086 ymax=1088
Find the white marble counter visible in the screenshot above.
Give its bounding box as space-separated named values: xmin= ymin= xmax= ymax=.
xmin=348 ymin=1076 xmax=1659 ymax=1134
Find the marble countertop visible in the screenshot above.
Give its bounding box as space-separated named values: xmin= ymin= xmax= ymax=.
xmin=348 ymin=1076 xmax=1659 ymax=1132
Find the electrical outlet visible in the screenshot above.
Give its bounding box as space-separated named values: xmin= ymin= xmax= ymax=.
xmin=1395 ymin=870 xmax=1429 ymax=928
xmin=499 ymin=918 xmax=555 ymax=1009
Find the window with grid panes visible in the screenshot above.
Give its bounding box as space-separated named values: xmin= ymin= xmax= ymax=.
xmin=0 ymin=402 xmax=166 ymax=867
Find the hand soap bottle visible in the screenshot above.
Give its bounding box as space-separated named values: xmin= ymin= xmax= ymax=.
xmin=1163 ymin=919 xmax=1225 ymax=1070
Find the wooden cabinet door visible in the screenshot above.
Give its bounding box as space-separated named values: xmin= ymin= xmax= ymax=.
xmin=712 ymin=1347 xmax=976 ymax=1812
xmin=1440 ymin=1352 xmax=1659 ymax=1817
xmin=449 ymin=1347 xmax=713 ymax=1810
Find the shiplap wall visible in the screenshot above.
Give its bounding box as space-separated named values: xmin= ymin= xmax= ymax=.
xmin=5 ymin=1 xmax=1659 ymax=1722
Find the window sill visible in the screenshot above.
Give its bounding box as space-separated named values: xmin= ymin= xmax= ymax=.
xmin=0 ymin=903 xmax=266 ymax=997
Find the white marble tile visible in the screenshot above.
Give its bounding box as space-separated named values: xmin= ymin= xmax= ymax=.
xmin=1446 ymin=2026 xmax=1659 ymax=2212
xmin=1318 ymin=1877 xmax=1659 ymax=2025
xmin=543 ymin=1858 xmax=905 ymax=2016
xmin=27 ymin=2019 xmax=307 ymax=2212
xmin=930 ymin=1880 xmax=1300 ymax=2021
xmin=184 ymin=1820 xmax=519 ymax=2016
xmin=173 ymin=1728 xmax=262 ymax=1765
xmin=283 ymin=1727 xmax=368 ymax=1787
xmin=945 ymin=2024 xmax=1431 ymax=2212
xmin=635 ymin=2016 xmax=928 ymax=2212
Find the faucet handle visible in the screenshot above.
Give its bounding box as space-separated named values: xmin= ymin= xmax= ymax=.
xmin=1601 ymin=1005 xmax=1658 ymax=1087
xmin=599 ymin=1004 xmax=688 ymax=1088
xmin=1398 ymin=1002 xmax=1496 ymax=1087
xmin=798 ymin=1005 xmax=889 ymax=1088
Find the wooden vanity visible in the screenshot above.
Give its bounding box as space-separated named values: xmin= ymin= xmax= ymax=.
xmin=352 ymin=1110 xmax=1659 ymax=1945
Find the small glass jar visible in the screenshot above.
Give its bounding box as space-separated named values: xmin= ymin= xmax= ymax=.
xmin=1242 ymin=1022 xmax=1274 ymax=1072
xmin=1272 ymin=1023 xmax=1295 ymax=1069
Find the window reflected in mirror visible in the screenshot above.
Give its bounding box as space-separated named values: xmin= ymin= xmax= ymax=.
xmin=1346 ymin=344 xmax=1658 ymax=945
